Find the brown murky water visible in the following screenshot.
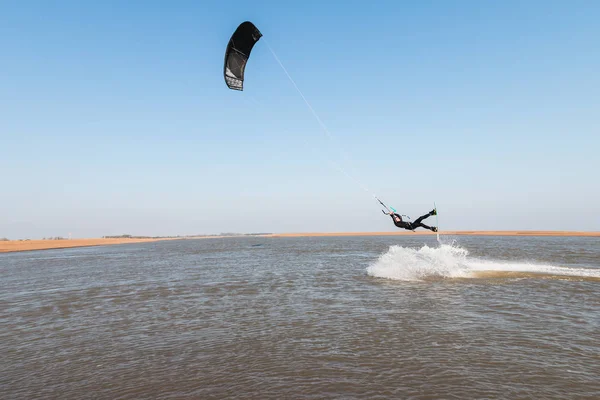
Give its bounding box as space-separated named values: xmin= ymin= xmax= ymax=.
xmin=1 ymin=235 xmax=599 ymax=399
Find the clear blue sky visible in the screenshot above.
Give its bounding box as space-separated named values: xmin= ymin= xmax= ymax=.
xmin=1 ymin=0 xmax=599 ymax=238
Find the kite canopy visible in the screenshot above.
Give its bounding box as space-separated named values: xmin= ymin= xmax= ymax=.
xmin=223 ymin=21 xmax=262 ymax=91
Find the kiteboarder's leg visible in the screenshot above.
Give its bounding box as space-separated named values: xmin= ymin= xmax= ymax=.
xmin=417 ymin=222 xmax=436 ymax=232
xmin=412 ymin=210 xmax=435 ymax=226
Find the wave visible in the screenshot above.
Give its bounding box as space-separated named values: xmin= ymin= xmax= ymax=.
xmin=366 ymin=242 xmax=600 ymax=282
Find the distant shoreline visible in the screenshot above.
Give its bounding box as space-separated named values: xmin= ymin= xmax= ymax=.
xmin=1 ymin=231 xmax=598 ymax=253
xmin=264 ymin=231 xmax=600 ymax=238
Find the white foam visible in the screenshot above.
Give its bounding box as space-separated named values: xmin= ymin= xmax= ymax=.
xmin=366 ymin=243 xmax=600 ymax=281
xmin=467 ymin=259 xmax=600 ymax=279
xmin=366 ymin=243 xmax=472 ymax=281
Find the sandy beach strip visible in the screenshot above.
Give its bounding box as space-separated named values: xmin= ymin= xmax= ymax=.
xmin=0 ymin=235 xmax=249 ymax=254
xmin=0 ymin=238 xmax=169 ymax=253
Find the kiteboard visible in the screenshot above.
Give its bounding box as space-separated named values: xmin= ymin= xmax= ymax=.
xmin=434 ymin=202 xmax=440 ymax=242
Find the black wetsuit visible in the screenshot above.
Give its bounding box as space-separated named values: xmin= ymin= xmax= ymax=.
xmin=390 ymin=211 xmax=435 ymax=231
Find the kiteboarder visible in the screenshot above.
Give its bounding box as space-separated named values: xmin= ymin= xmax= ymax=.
xmin=385 ymin=209 xmax=438 ymax=232
xmin=223 ymin=22 xmax=441 ymax=237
